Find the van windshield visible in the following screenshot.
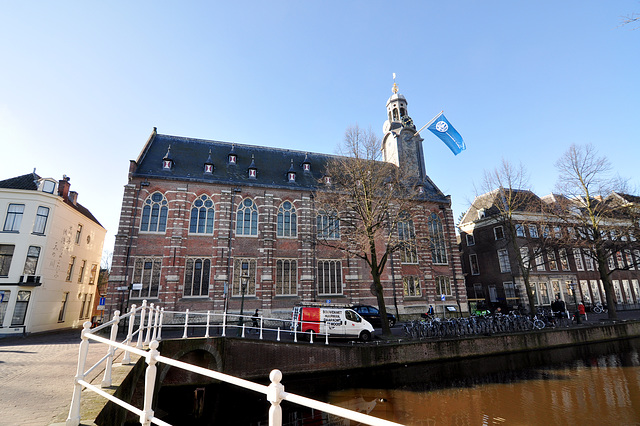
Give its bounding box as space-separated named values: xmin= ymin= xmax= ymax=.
xmin=345 ymin=310 xmax=361 ymax=322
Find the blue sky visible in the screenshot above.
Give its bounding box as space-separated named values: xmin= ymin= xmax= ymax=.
xmin=1 ymin=1 xmax=639 ymax=261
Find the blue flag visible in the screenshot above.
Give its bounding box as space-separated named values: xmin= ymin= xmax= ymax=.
xmin=427 ymin=113 xmax=466 ymax=155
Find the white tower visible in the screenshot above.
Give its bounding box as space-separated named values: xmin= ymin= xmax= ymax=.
xmin=381 ymin=78 xmax=426 ymax=179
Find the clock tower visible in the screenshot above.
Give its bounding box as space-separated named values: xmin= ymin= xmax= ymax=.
xmin=381 ymin=80 xmax=426 ymax=179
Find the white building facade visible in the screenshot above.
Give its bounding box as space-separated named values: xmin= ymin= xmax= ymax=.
xmin=0 ymin=173 xmax=106 ymax=336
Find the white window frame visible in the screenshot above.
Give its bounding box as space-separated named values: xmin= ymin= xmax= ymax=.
xmin=469 ymin=254 xmax=480 ymax=275
xmin=497 ymin=249 xmax=511 ymax=273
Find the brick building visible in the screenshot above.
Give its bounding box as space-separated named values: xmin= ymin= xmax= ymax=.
xmin=459 ymin=189 xmax=640 ymax=313
xmin=106 ymin=87 xmax=467 ymax=319
xmin=1 ymin=172 xmax=105 ymax=336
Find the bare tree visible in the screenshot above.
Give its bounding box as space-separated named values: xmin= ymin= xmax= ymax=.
xmin=620 ymin=12 xmax=639 ymax=29
xmin=475 ymin=159 xmax=552 ymax=314
xmin=314 ymin=125 xmax=418 ymax=337
xmin=554 ymin=144 xmax=640 ymax=319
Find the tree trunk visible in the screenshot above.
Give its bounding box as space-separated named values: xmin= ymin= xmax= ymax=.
xmin=596 ymin=255 xmax=618 ymax=320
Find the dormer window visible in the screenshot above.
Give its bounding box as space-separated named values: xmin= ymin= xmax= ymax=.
xmin=417 ymin=185 xmax=425 ymax=194
xmin=248 ymin=155 xmax=257 ymax=179
xmin=287 ymin=159 xmax=296 ymax=183
xmin=42 ymin=180 xmax=56 ymax=194
xmin=204 ymin=149 xmax=214 ymax=174
xmin=228 ymin=144 xmax=237 ymax=164
xmin=302 ymin=154 xmax=311 ymax=172
xmin=162 ymin=145 xmax=174 ymax=170
xmin=324 ymin=176 xmax=332 ymax=185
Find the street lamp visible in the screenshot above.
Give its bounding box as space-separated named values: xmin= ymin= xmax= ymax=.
xmin=569 ymin=281 xmax=582 ymax=324
xmin=238 ymin=262 xmax=249 ymax=334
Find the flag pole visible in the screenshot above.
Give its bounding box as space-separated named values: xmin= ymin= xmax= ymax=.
xmin=413 ymin=111 xmax=443 ymax=137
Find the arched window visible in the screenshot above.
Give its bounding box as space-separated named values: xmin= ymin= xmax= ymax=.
xmin=140 ymin=192 xmax=168 ymax=232
xmin=428 ymin=213 xmax=447 ymax=264
xmin=317 ymin=209 xmax=340 ymax=239
xmin=189 ymin=195 xmax=215 ymax=234
xmin=398 ymin=214 xmax=417 ymax=264
xmin=277 ymin=201 xmax=297 ymax=237
xmin=236 ymin=198 xmax=258 ymax=236
xmin=184 ymin=258 xmax=210 ymax=297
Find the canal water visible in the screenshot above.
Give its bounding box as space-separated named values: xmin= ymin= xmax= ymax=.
xmin=156 ymin=337 xmax=640 ymax=425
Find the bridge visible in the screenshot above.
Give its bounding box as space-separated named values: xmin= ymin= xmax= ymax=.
xmin=65 ymin=300 xmax=403 ymax=426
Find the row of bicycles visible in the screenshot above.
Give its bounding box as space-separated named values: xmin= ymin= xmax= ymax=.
xmin=402 ymin=309 xmax=568 ymax=340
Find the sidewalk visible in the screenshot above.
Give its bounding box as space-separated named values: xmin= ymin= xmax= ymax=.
xmin=0 ymin=329 xmax=120 ymax=426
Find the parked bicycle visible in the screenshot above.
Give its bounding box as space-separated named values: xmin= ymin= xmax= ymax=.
xmin=592 ymin=302 xmax=608 ymax=314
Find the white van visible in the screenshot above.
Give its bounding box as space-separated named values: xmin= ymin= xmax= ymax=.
xmin=291 ymin=305 xmax=374 ymax=342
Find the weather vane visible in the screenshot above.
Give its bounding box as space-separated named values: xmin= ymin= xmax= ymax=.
xmin=392 ymin=72 xmax=398 ymax=94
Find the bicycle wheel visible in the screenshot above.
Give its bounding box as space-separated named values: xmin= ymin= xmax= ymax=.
xmin=533 ymin=319 xmax=545 ymax=329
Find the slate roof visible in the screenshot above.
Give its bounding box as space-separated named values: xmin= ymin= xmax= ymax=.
xmin=133 ymin=130 xmax=449 ymax=203
xmin=0 ymin=172 xmax=39 ymax=191
xmin=0 ymin=172 xmax=103 ymax=227
xmin=460 ymin=188 xmax=542 ymax=225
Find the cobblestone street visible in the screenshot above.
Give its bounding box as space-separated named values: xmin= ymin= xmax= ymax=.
xmin=0 ymin=329 xmax=105 ymax=426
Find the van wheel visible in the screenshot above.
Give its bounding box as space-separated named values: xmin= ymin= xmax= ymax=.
xmin=359 ymin=330 xmax=372 ymax=342
xmin=388 ymin=318 xmax=396 ymax=328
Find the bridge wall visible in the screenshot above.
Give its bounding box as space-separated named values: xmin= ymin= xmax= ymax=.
xmin=157 ymin=321 xmax=640 ymax=379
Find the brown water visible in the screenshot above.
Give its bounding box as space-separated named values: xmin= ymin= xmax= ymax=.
xmin=326 ymin=344 xmax=640 ymax=425
xmin=329 ymin=362 xmax=640 ymax=425
xmin=158 ymin=338 xmax=640 ymax=425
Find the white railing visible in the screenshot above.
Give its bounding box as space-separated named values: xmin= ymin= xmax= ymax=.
xmin=66 ymin=302 xmax=402 ymax=426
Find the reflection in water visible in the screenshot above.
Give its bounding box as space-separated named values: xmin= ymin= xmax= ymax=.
xmin=157 ymin=338 xmax=640 ymax=425
xmin=328 ymin=340 xmax=640 ymax=425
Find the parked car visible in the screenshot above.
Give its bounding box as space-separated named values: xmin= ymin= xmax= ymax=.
xmin=351 ymin=305 xmax=396 ymax=328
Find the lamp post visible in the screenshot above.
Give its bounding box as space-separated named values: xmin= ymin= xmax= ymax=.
xmin=238 ymin=262 xmax=249 ymax=335
xmin=569 ymin=281 xmax=581 ymax=324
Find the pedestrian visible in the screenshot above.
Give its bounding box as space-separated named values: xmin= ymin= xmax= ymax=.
xmin=252 ymin=309 xmax=260 ymax=329
xmin=578 ymin=302 xmax=586 ymax=321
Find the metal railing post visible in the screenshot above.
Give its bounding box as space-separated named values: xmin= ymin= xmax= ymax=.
xmin=123 ymin=304 xmax=137 ymax=365
xmin=325 ymin=332 xmax=329 ymax=345
xmin=101 ymin=310 xmax=120 ymax=387
xmin=205 ymin=310 xmax=211 ymax=338
xmin=183 ymin=309 xmax=190 ymax=339
xmin=267 ymin=369 xmax=285 ymax=426
xmin=277 ymin=327 xmax=281 ymax=342
xmin=136 ymin=300 xmax=147 ymax=349
xmin=157 ymin=308 xmax=164 ymax=340
xmin=144 ymin=303 xmax=154 ymax=346
xmin=309 ymin=331 xmax=314 ymax=344
xmin=259 ymin=317 xmax=264 ymax=340
xmin=151 ymin=305 xmax=160 ymax=341
xmin=222 ymin=311 xmax=227 ymax=337
xmin=241 ymin=323 xmax=246 ymax=338
xmin=140 ymin=340 xmax=159 ymax=426
xmin=66 ymin=321 xmax=92 ymax=426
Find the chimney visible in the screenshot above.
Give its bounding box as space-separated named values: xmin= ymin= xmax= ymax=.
xmin=58 ymin=175 xmax=71 ymax=201
xmin=69 ymin=191 xmax=78 ymax=205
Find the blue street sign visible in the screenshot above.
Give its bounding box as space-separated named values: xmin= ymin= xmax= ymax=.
xmin=99 ymin=297 xmax=106 ymax=306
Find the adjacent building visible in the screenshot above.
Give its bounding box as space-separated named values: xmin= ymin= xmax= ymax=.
xmin=459 ymin=189 xmax=640 ymax=313
xmin=0 ymin=172 xmax=106 ymax=336
xmin=105 ymin=87 xmax=467 ymax=320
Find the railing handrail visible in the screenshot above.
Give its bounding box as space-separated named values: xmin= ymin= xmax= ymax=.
xmin=66 ymin=301 xmax=402 ymax=426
